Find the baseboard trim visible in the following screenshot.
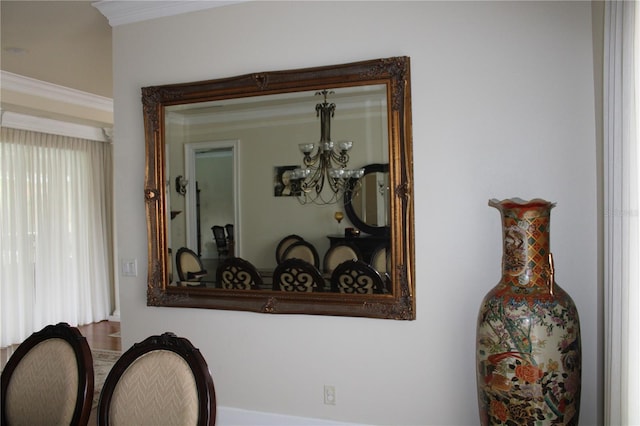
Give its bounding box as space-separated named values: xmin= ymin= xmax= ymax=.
xmin=217 ymin=406 xmax=366 ymax=426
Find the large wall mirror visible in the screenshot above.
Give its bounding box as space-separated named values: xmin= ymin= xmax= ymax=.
xmin=142 ymin=57 xmax=415 ymax=319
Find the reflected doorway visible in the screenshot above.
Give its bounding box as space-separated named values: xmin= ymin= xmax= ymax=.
xmin=185 ymin=140 xmax=239 ymax=267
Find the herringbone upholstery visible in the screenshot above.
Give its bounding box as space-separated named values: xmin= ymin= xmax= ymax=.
xmin=1 ymin=323 xmax=94 ymax=426
xmin=5 ymin=339 xmax=78 ymax=425
xmin=108 ymin=351 xmax=198 ymax=425
xmin=98 ymin=332 xmax=216 ymax=426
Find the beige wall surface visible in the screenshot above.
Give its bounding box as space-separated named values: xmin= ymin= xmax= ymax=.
xmin=112 ymin=2 xmax=600 ymax=424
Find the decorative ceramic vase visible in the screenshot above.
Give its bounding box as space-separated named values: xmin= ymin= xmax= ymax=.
xmin=476 ymin=198 xmax=581 ymax=425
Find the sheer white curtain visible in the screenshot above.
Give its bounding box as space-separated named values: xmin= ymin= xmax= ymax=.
xmin=604 ymin=1 xmax=640 ymax=425
xmin=0 ymin=127 xmax=113 ymax=347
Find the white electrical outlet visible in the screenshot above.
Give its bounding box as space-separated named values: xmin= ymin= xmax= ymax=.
xmin=324 ymin=385 xmax=336 ymax=405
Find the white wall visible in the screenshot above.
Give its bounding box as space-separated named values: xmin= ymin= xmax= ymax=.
xmin=112 ymin=2 xmax=600 ymax=425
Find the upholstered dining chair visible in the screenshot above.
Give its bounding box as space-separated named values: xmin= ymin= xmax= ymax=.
xmin=216 ymin=257 xmax=263 ymax=290
xmin=272 ymin=258 xmax=325 ymax=292
xmin=330 ymin=259 xmax=387 ymax=294
xmin=1 ymin=322 xmax=94 ymax=426
xmin=370 ymin=244 xmax=392 ymax=291
xmin=370 ymin=244 xmax=391 ymax=275
xmin=275 ymin=234 xmax=304 ymax=264
xmin=176 ymin=247 xmax=208 ymax=286
xmin=97 ymin=332 xmax=216 ymax=426
xmin=281 ymin=240 xmax=320 ymax=269
xmin=323 ymin=242 xmax=362 ymax=274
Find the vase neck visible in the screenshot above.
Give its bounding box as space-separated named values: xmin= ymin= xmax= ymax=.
xmin=499 ymin=206 xmax=552 ymax=288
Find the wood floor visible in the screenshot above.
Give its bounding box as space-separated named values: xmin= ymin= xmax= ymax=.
xmin=1 ymin=320 xmax=121 ymax=369
xmin=77 ymin=320 xmax=122 ymax=352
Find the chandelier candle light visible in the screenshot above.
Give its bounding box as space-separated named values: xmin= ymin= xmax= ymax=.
xmin=290 ymin=89 xmax=364 ymax=205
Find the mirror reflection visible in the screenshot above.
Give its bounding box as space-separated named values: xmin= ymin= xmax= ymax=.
xmin=143 ymin=56 xmax=415 ymax=319
xmin=166 ymin=85 xmax=389 ymax=291
xmin=344 ymin=163 xmax=390 ymax=237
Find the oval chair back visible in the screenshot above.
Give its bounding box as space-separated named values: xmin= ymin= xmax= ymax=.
xmin=175 ymin=247 xmax=207 ymax=285
xmin=272 ymin=258 xmax=325 ymax=292
xmin=370 ymin=245 xmax=391 ymax=273
xmin=97 ymin=332 xmax=216 ymax=426
xmin=323 ymin=242 xmax=362 ymax=274
xmin=275 ymin=234 xmax=304 ymax=264
xmin=369 ymin=244 xmax=392 ymax=292
xmin=1 ymin=322 xmax=94 ymax=426
xmin=281 ymin=240 xmax=320 ymax=269
xmin=216 ymin=257 xmax=263 ymax=290
xmin=330 ymin=259 xmax=386 ymax=294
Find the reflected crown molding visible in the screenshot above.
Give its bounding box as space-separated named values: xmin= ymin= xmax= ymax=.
xmin=166 ymin=87 xmax=387 ymax=131
xmin=92 ymin=1 xmax=249 ymax=27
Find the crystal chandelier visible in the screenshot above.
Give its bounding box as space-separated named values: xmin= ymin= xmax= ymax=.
xmin=290 ymin=90 xmax=364 ymax=205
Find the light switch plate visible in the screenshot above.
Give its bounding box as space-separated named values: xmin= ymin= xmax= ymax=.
xmin=121 ymin=259 xmax=138 ymax=277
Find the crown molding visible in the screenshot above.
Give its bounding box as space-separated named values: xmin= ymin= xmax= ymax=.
xmin=92 ymin=1 xmax=247 ymax=27
xmin=0 ymin=109 xmax=110 ymax=142
xmin=1 ymin=71 xmax=113 ymax=113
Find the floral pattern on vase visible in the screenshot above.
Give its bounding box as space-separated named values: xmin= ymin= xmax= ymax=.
xmin=476 ymin=198 xmax=581 ymax=425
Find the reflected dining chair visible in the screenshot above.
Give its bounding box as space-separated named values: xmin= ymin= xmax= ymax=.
xmin=275 ymin=234 xmax=304 ymax=264
xmin=224 ymin=224 xmax=234 ymax=242
xmin=272 ymin=258 xmax=325 ymax=292
xmin=370 ymin=244 xmax=392 ymax=291
xmin=175 ymin=247 xmax=208 ymax=286
xmin=370 ymin=244 xmax=391 ymax=275
xmin=211 ymin=225 xmax=229 ymax=258
xmin=1 ymin=322 xmax=94 ymax=426
xmin=330 ymin=259 xmax=387 ymax=294
xmin=97 ymin=332 xmax=216 ymax=426
xmin=323 ymin=242 xmax=362 ymax=274
xmin=281 ymin=240 xmax=320 ymax=269
xmin=224 ymin=224 xmax=234 ymax=255
xmin=216 ymin=257 xmax=263 ymax=290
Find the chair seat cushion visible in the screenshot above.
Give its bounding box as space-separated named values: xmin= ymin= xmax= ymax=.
xmin=186 ymin=270 xmax=207 ymax=280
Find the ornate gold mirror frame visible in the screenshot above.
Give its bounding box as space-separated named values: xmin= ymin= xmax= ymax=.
xmin=142 ymin=56 xmax=415 ymax=319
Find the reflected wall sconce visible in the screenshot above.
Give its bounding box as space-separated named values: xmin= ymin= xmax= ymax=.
xmin=175 ymin=175 xmax=188 ymax=195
